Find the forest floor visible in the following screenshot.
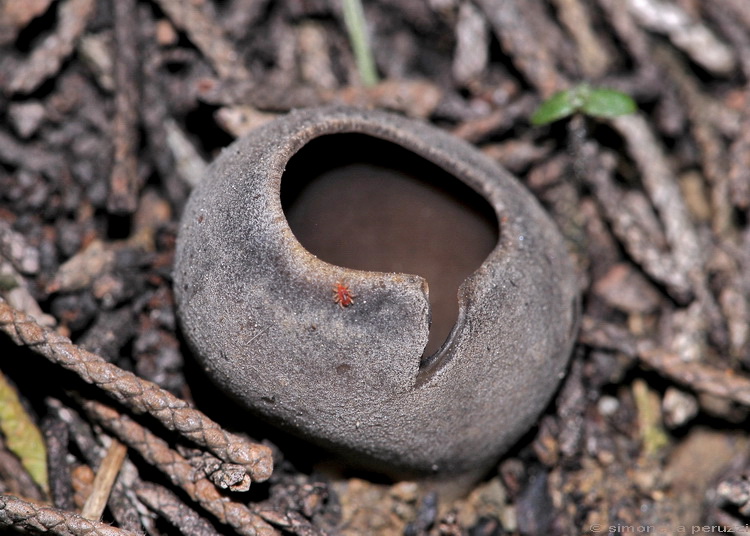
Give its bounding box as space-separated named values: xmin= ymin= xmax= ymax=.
xmin=1 ymin=0 xmax=750 ymax=535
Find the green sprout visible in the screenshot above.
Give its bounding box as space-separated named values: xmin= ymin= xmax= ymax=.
xmin=531 ymin=83 xmax=637 ymax=126
xmin=341 ymin=0 xmax=379 ymax=87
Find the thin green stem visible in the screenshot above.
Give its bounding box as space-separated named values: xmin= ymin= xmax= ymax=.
xmin=341 ymin=0 xmax=379 ymax=86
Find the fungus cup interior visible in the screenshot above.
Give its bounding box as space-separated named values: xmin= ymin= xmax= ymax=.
xmin=281 ymin=134 xmax=499 ymax=357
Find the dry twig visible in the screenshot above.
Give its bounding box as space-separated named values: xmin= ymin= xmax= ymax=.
xmin=0 ymin=298 xmax=273 ymax=483
xmin=638 ymin=344 xmax=750 ymax=407
xmin=550 ymin=0 xmax=610 ymax=78
xmin=625 ymin=0 xmax=735 ymax=75
xmin=135 ymin=482 xmax=223 ymax=536
xmin=42 ymin=418 xmax=74 ymax=510
xmin=581 ymin=144 xmax=690 ymax=300
xmin=613 ymin=114 xmax=704 ymax=295
xmin=81 ymin=399 xmax=278 ymax=536
xmin=48 ymin=401 xmax=149 ymax=533
xmin=613 ymin=115 xmax=728 ymax=347
xmin=0 ymin=494 xmax=139 ymax=536
xmin=80 ymin=440 xmax=127 ymax=521
xmin=452 ymin=2 xmax=489 ymax=86
xmin=475 ymin=0 xmax=568 ymax=96
xmin=153 ymin=0 xmax=252 ymax=82
xmin=652 ymin=45 xmax=733 ymax=236
xmin=107 ymin=0 xmax=142 ymax=214
xmin=6 ymin=0 xmax=96 ymax=95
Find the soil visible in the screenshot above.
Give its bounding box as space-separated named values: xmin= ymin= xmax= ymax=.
xmin=1 ymin=0 xmax=750 ymax=535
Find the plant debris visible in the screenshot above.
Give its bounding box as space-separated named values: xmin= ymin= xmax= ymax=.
xmin=1 ymin=0 xmax=749 ymax=534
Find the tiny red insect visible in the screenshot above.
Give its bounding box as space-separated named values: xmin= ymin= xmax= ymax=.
xmin=333 ymin=282 xmax=355 ymax=308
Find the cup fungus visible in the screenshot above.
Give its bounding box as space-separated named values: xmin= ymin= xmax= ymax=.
xmin=174 ymin=106 xmax=579 ymax=491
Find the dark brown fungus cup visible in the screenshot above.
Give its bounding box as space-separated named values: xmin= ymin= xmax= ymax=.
xmin=174 ymin=106 xmax=579 ymax=494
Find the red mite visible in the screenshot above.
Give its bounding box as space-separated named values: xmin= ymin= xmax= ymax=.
xmin=333 ymin=282 xmax=355 ymax=308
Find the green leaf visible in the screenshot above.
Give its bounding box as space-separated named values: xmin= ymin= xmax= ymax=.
xmin=581 ymin=88 xmax=637 ymax=118
xmin=0 ymin=371 xmax=48 ymax=494
xmin=531 ymin=84 xmax=637 ymax=125
xmin=530 ymin=89 xmax=578 ymax=125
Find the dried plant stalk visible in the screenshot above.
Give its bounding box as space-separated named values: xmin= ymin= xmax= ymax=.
xmin=135 ymin=482 xmax=223 ymax=536
xmin=81 ymin=399 xmax=277 ymax=536
xmin=638 ymin=344 xmax=750 ymax=407
xmin=0 ymin=298 xmax=272 ymax=482
xmin=0 ymin=494 xmax=139 ymax=536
